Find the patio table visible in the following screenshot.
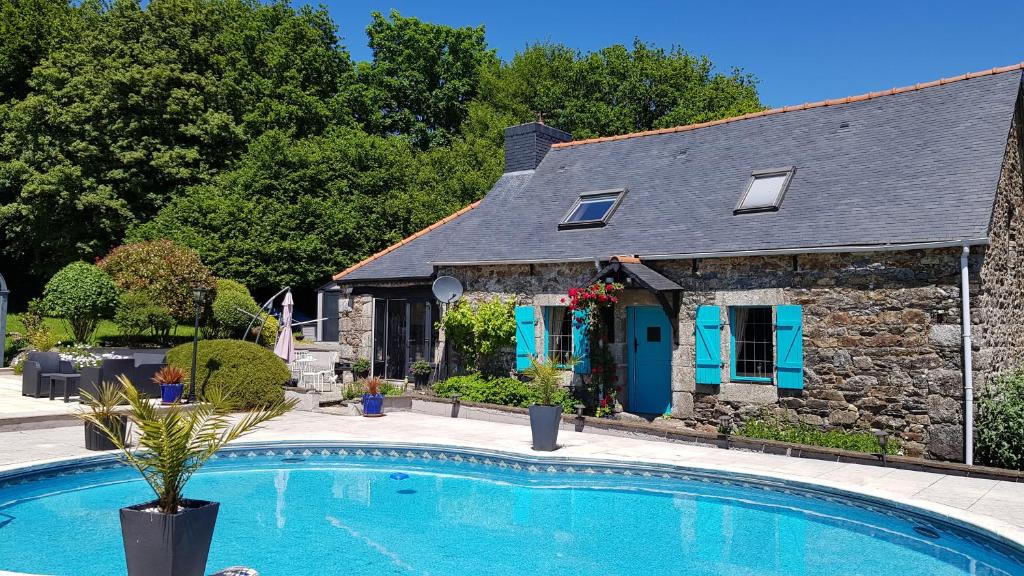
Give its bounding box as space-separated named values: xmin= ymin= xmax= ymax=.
xmin=47 ymin=374 xmax=80 ymax=403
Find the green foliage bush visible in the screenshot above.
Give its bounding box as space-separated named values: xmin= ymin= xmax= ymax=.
xmin=352 ymin=358 xmax=370 ymax=376
xmin=434 ymin=372 xmax=575 ymax=414
xmin=115 ymin=289 xmax=175 ymax=343
xmin=166 ymin=339 xmax=288 ymax=410
xmin=211 ymin=279 xmax=261 ymax=339
xmin=98 ymin=241 xmax=215 ymax=322
xmin=736 ymin=413 xmax=899 ymax=455
xmin=438 ymin=298 xmax=515 ymax=374
xmin=256 ymin=315 xmax=280 ymax=348
xmin=976 ymin=369 xmax=1024 ymax=470
xmin=42 ymin=262 xmax=118 ymax=343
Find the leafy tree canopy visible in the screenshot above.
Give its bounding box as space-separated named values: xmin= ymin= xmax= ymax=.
xmin=0 ymin=2 xmax=760 ymax=303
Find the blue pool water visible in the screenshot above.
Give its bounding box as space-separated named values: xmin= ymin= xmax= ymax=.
xmin=0 ymin=444 xmax=1022 ymax=576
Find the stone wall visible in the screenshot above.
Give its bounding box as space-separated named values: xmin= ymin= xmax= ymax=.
xmin=432 ymin=249 xmax=999 ymax=460
xmin=975 ymin=107 xmax=1024 ymax=387
xmin=337 ymin=294 xmax=373 ymax=362
xmin=333 ymin=103 xmax=1023 ymax=462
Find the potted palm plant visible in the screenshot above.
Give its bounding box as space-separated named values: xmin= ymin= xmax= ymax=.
xmin=409 ymin=360 xmax=432 ymax=388
xmin=362 ymin=377 xmax=385 ymax=416
xmin=525 ymin=356 xmax=571 ymax=451
xmin=79 ymin=375 xmax=295 ymax=576
xmin=79 ymin=381 xmax=128 ymax=451
xmin=152 ymin=365 xmax=185 ymax=404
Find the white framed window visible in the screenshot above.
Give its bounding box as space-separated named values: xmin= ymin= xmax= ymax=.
xmin=735 ymin=168 xmax=794 ymax=214
xmin=543 ymin=306 xmax=573 ymax=365
xmin=560 ymin=188 xmax=626 ymax=229
xmin=729 ymin=306 xmax=774 ymax=381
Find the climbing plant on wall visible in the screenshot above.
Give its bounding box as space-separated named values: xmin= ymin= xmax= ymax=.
xmin=565 ymin=281 xmax=623 ymax=415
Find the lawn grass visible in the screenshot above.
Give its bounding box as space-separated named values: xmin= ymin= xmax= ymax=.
xmin=5 ymin=313 xmax=197 ymax=351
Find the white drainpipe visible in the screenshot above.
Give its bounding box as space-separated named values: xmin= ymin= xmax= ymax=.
xmin=960 ymin=245 xmax=974 ymax=466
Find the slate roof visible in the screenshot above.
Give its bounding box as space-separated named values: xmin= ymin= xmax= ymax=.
xmin=336 ymin=66 xmax=1023 ymax=284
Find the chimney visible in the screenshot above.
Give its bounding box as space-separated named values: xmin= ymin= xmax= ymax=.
xmin=503 ymin=122 xmax=571 ymax=173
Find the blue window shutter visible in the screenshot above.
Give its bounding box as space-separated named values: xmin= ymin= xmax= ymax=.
xmin=695 ymin=306 xmax=721 ymax=385
xmin=572 ymin=309 xmax=590 ymax=374
xmin=515 ymin=306 xmax=535 ymax=372
xmin=775 ymin=305 xmax=804 ymax=389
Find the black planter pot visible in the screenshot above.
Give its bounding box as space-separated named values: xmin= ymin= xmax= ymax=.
xmin=120 ymin=499 xmax=219 ymax=576
xmin=412 ymin=373 xmax=430 ymax=388
xmin=84 ymin=416 xmax=128 ymax=451
xmin=529 ymin=404 xmax=563 ymax=451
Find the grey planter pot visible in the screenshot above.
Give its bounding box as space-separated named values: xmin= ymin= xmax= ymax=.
xmin=529 ymin=404 xmax=562 ymax=451
xmin=119 ymin=499 xmax=219 ymax=576
xmin=84 ymin=416 xmax=127 ymax=451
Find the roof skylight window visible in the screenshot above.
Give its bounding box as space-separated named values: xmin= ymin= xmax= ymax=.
xmin=559 ymin=189 xmax=625 ymax=229
xmin=735 ymin=168 xmax=794 ymax=214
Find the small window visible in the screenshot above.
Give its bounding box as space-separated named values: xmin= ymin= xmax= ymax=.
xmin=730 ymin=307 xmax=774 ymax=381
xmin=543 ymin=306 xmax=573 ymax=366
xmin=646 ymin=326 xmax=661 ymax=343
xmin=735 ymin=168 xmax=794 ymax=214
xmin=560 ymin=189 xmax=625 ymax=229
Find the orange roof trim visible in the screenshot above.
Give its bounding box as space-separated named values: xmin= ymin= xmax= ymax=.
xmin=551 ymin=62 xmax=1024 ymax=149
xmin=332 ymin=200 xmax=482 ymax=281
xmin=612 ymin=255 xmax=641 ymax=263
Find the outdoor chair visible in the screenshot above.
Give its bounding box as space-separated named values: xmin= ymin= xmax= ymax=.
xmin=133 ymin=361 xmax=164 ymax=399
xmin=78 ymin=358 xmax=135 ymax=403
xmin=21 ymin=352 xmax=76 ymax=398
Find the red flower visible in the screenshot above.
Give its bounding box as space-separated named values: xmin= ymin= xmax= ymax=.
xmin=560 ymin=297 xmax=566 ymax=303
xmin=606 ymin=283 xmax=613 ymax=291
xmin=600 ymin=397 xmax=608 ymax=407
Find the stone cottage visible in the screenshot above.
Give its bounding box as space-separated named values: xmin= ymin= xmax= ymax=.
xmin=322 ymin=63 xmax=1024 ymax=462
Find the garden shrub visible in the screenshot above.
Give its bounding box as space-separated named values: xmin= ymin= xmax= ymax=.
xmin=434 ymin=373 xmax=575 ymax=413
xmin=98 ymin=240 xmax=215 ymax=322
xmin=166 ymin=339 xmax=288 ymax=410
xmin=256 ymin=315 xmax=280 ymax=347
xmin=976 ymin=369 xmax=1024 ymax=470
xmin=437 ymin=298 xmax=515 ymax=375
xmin=736 ymin=412 xmax=899 ymax=455
xmin=115 ymin=289 xmax=174 ymax=342
xmin=211 ymin=279 xmax=261 ymax=338
xmin=42 ymin=261 xmax=118 ymax=343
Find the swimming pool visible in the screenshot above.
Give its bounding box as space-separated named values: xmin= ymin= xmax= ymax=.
xmin=0 ymin=442 xmax=1021 ymax=576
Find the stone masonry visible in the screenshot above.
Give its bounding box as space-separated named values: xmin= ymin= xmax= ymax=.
xmin=338 ymin=102 xmax=1024 ymax=462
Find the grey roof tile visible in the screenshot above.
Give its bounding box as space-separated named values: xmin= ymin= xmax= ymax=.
xmin=336 ymin=71 xmax=1021 ymax=283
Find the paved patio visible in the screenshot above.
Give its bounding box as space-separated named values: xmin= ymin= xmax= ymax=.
xmin=2 ymin=401 xmax=1023 ymax=548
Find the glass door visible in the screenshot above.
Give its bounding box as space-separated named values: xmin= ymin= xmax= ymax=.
xmin=372 ymin=299 xmax=436 ymax=380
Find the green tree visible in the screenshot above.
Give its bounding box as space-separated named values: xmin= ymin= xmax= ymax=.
xmin=473 ymin=39 xmax=762 ymax=140
xmin=0 ymin=0 xmax=78 ymax=102
xmin=98 ymin=240 xmax=215 ymax=322
xmin=352 ymin=11 xmax=494 ymax=149
xmin=42 ymin=261 xmax=118 ymax=342
xmin=130 ymin=126 xmax=499 ymax=294
xmin=0 ymin=0 xmax=352 ymax=285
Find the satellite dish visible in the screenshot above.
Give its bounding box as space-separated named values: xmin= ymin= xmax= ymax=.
xmin=432 ymin=276 xmax=464 ymax=304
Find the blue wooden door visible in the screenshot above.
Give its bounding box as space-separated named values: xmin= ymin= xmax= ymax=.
xmin=627 ymin=306 xmax=673 ymax=415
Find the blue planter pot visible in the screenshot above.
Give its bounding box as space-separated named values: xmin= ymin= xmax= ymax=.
xmin=362 ymin=393 xmax=384 ymax=415
xmin=160 ymin=383 xmax=184 ymax=404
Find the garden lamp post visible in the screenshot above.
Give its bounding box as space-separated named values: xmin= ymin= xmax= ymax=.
xmin=188 ymin=286 xmax=207 ymax=404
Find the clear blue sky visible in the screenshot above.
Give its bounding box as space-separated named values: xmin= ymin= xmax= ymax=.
xmin=316 ymin=0 xmax=1024 ymax=108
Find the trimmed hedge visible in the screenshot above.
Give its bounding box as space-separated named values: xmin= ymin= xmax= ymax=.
xmin=167 ymin=339 xmax=288 ymax=410
xmin=433 ymin=373 xmax=576 ymax=414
